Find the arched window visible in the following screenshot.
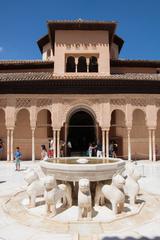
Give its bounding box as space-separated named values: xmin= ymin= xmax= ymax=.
xmin=89 ymin=56 xmax=98 ymax=72
xmin=77 ymin=56 xmax=87 ymax=72
xmin=66 ymin=56 xmax=76 ymax=72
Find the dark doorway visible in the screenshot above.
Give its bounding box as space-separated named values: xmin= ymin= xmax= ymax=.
xmin=67 ymin=110 xmax=96 ymax=154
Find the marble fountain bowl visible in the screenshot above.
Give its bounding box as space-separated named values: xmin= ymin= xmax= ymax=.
xmin=40 ymin=157 xmax=125 ymax=182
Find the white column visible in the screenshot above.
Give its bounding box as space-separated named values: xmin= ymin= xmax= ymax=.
xmin=7 ymin=129 xmax=10 ymax=161
xmin=86 ymin=58 xmax=90 ymax=72
xmin=102 ymin=129 xmax=105 ymax=157
xmin=106 ymin=129 xmax=109 ymax=158
xmin=57 ymin=130 xmax=60 ymax=158
xmin=31 ymin=128 xmax=35 ymax=162
xmin=10 ymin=129 xmax=14 ymax=161
xmin=75 ymin=57 xmax=78 ymax=73
xmin=152 ymin=129 xmax=156 ymax=162
xmin=127 ymin=128 xmax=131 ymax=161
xmin=53 ymin=129 xmax=56 ymax=158
xmin=149 ymin=129 xmax=152 ymax=161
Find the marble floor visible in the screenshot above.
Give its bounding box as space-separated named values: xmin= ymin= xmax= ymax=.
xmin=0 ymin=160 xmax=160 ymax=240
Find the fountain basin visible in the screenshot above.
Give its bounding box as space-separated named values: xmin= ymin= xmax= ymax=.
xmin=40 ymin=157 xmax=125 ymax=182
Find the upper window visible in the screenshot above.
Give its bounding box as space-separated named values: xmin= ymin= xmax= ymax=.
xmin=77 ymin=56 xmax=87 ymax=72
xmin=66 ymin=56 xmax=76 ymax=72
xmin=89 ymin=56 xmax=98 ymax=72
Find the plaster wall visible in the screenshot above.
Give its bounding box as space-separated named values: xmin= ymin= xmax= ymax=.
xmin=54 ymin=30 xmax=110 ymax=75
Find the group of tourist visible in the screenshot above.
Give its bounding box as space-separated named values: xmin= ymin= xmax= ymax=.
xmin=88 ymin=142 xmax=102 ymax=157
xmin=87 ymin=141 xmax=118 ymax=158
xmin=0 ymin=137 xmax=118 ymax=172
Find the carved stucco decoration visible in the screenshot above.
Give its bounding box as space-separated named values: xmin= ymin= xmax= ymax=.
xmin=16 ymin=98 xmax=31 ymax=108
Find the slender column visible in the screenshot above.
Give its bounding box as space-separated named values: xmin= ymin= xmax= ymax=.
xmin=75 ymin=58 xmax=78 ymax=73
xmin=149 ymin=129 xmax=152 ymax=161
xmin=57 ymin=130 xmax=60 ymax=158
xmin=7 ymin=129 xmax=10 ymax=161
xmin=127 ymin=128 xmax=131 ymax=161
xmin=102 ymin=130 xmax=105 ymax=157
xmin=106 ymin=129 xmax=109 ymax=158
xmin=86 ymin=58 xmax=90 ymax=72
xmin=31 ymin=128 xmax=35 ymax=162
xmin=10 ymin=129 xmax=14 ymax=161
xmin=53 ymin=129 xmax=56 ymax=158
xmin=152 ymin=129 xmax=156 ymax=161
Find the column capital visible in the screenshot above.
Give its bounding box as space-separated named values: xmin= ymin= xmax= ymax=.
xmin=148 ymin=127 xmax=156 ymax=131
xmin=6 ymin=127 xmax=14 ymax=131
xmin=102 ymin=128 xmax=110 ymax=131
xmin=52 ymin=128 xmax=61 ymax=131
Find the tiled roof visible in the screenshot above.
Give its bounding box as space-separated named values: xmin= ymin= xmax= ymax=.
xmin=111 ymin=59 xmax=160 ymax=67
xmin=0 ymin=72 xmax=159 ymax=82
xmin=0 ymin=60 xmax=53 ymax=64
xmin=0 ymin=60 xmax=54 ymax=71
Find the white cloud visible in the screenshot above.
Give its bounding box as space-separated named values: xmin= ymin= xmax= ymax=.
xmin=0 ymin=47 xmax=3 ymax=52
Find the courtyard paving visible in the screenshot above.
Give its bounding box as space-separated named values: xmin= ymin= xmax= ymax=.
xmin=0 ymin=160 xmax=160 ymax=240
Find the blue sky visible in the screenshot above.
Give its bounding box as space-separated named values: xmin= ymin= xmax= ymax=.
xmin=0 ymin=0 xmax=159 ymax=60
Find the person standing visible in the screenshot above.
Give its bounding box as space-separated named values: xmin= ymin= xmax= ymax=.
xmin=14 ymin=147 xmax=22 ymax=171
xmin=96 ymin=141 xmax=103 ymax=158
xmin=88 ymin=143 xmax=93 ymax=157
xmin=112 ymin=141 xmax=118 ymax=158
xmin=67 ymin=140 xmax=72 ymax=157
xmin=0 ymin=139 xmax=4 ymax=160
xmin=41 ymin=145 xmax=48 ymax=160
xmin=60 ymin=140 xmax=65 ymax=157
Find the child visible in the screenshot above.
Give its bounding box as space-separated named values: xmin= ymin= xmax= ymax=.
xmin=14 ymin=147 xmax=22 ymax=171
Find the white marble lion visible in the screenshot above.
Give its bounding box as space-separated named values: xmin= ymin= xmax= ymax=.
xmin=24 ymin=169 xmax=45 ymax=208
xmin=78 ymin=178 xmax=92 ymax=220
xmin=102 ymin=173 xmax=125 ymax=214
xmin=124 ymin=162 xmax=141 ymax=205
xmin=44 ymin=175 xmax=72 ymax=216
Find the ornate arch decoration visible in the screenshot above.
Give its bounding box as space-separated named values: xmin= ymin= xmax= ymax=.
xmin=65 ymin=104 xmax=97 ymax=124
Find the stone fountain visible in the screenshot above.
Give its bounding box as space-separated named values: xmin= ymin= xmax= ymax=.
xmin=40 ymin=156 xmax=125 ymax=182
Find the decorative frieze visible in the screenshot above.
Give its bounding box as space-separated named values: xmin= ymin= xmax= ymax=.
xmin=110 ymin=99 xmax=126 ymax=106
xmin=16 ymin=98 xmax=31 ymax=108
xmin=131 ymin=98 xmax=146 ymax=107
xmin=37 ymin=98 xmax=52 ymax=108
